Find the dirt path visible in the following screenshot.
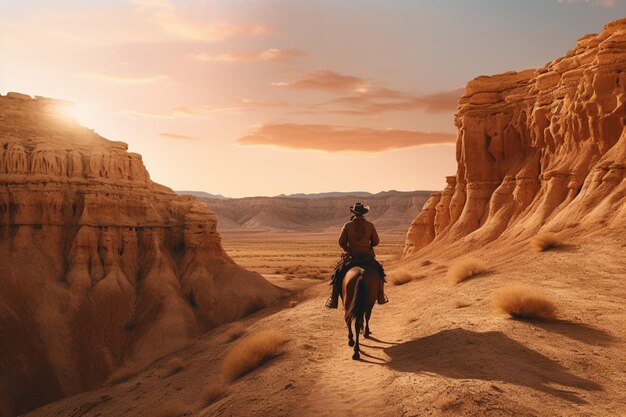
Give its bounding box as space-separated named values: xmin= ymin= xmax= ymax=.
xmin=27 ymin=228 xmax=626 ymax=417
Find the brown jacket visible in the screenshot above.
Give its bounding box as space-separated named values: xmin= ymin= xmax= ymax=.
xmin=338 ymin=216 xmax=380 ymax=256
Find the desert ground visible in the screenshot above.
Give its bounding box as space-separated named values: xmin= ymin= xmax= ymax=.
xmin=220 ymin=229 xmax=407 ymax=291
xmin=25 ymin=225 xmax=626 ymax=417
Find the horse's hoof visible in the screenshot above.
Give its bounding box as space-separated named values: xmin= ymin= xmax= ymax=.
xmin=348 ymin=339 xmax=355 ymax=347
xmin=352 ymin=352 xmax=360 ymax=360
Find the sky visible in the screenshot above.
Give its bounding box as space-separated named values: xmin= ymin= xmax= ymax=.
xmin=0 ymin=0 xmax=624 ymax=197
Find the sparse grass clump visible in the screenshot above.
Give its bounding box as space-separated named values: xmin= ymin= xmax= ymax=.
xmin=106 ymin=363 xmax=137 ymax=385
xmin=162 ymin=356 xmax=184 ymax=377
xmin=202 ymin=382 xmax=228 ymax=405
xmin=221 ymin=330 xmax=289 ymax=382
xmin=493 ymin=286 xmax=557 ymax=321
xmin=388 ymin=271 xmax=424 ymax=286
xmin=447 ymin=258 xmax=488 ymax=284
xmin=224 ymin=322 xmax=247 ymax=342
xmin=155 ymin=399 xmax=186 ymax=417
xmin=530 ymin=231 xmax=563 ymax=252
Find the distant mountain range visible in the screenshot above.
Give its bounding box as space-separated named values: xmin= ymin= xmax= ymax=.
xmin=178 ymin=190 xmax=434 ymax=232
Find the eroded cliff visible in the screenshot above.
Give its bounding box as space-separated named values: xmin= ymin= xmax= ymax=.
xmin=405 ymin=18 xmax=626 ymax=256
xmin=0 ymin=93 xmax=283 ymax=417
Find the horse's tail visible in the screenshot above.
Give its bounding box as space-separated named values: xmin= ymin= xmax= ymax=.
xmin=345 ymin=273 xmax=366 ymax=329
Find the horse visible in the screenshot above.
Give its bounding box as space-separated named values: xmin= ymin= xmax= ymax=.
xmin=342 ymin=265 xmax=382 ymax=360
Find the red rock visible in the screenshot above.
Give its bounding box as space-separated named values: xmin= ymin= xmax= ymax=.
xmin=0 ymin=94 xmax=283 ymax=416
xmin=404 ymin=18 xmax=626 ymax=256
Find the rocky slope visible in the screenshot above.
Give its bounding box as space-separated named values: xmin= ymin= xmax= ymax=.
xmin=405 ymin=18 xmax=626 ymax=255
xmin=0 ymin=93 xmax=283 ymax=417
xmin=196 ymin=191 xmax=432 ymax=232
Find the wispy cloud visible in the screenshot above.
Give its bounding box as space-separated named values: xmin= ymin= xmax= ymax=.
xmin=237 ymin=122 xmax=456 ymax=152
xmin=83 ymin=72 xmax=169 ymax=84
xmin=557 ymin=0 xmax=615 ymax=6
xmin=328 ymin=87 xmax=464 ymax=115
xmin=273 ymin=68 xmax=462 ymax=114
xmin=121 ymin=98 xmax=290 ymax=119
xmin=273 ymin=70 xmax=369 ymax=93
xmin=131 ymin=0 xmax=268 ymax=42
xmin=159 ymin=132 xmax=203 ymax=140
xmin=195 ymin=48 xmax=305 ymax=62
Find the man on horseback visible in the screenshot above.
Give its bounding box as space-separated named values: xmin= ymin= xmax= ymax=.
xmin=325 ymin=202 xmax=388 ymax=308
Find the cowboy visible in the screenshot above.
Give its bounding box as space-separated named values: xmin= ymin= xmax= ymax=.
xmin=325 ymin=202 xmax=388 ymax=308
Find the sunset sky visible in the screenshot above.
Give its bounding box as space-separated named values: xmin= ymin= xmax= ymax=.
xmin=0 ymin=0 xmax=624 ymax=197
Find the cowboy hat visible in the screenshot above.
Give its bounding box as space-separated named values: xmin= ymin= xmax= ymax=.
xmin=350 ymin=202 xmax=369 ymax=215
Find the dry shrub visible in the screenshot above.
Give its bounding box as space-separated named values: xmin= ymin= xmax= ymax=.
xmin=531 ymin=231 xmax=563 ymax=252
xmin=203 ymin=382 xmax=227 ymax=405
xmin=493 ymin=286 xmax=557 ymax=320
xmin=107 ymin=363 xmax=137 ymax=385
xmin=155 ymin=399 xmax=186 ymax=417
xmin=388 ymin=271 xmax=423 ymax=286
xmin=221 ymin=330 xmax=289 ymax=382
xmin=447 ymin=258 xmax=488 ymax=284
xmin=224 ymin=322 xmax=246 ymax=342
xmin=163 ymin=356 xmax=184 ymax=377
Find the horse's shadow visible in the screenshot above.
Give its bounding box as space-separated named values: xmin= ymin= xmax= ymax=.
xmin=383 ymin=328 xmax=601 ymax=404
xmin=527 ymin=319 xmax=615 ymax=346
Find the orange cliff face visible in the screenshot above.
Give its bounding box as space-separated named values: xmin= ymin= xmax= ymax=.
xmin=0 ymin=93 xmax=284 ymax=417
xmin=404 ymin=18 xmax=626 ymax=256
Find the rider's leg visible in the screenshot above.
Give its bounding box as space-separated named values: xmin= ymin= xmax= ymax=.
xmin=325 ymin=279 xmax=341 ymax=308
xmin=377 ymin=281 xmax=388 ymax=305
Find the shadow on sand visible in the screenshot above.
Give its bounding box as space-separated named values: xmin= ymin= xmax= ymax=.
xmin=383 ymin=328 xmax=601 ymax=404
xmin=529 ymin=319 xmax=616 ymax=346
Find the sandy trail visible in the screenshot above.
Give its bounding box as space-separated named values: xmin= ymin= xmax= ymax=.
xmin=26 ymin=228 xmax=626 ymax=417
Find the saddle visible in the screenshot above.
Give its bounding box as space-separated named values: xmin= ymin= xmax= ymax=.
xmin=330 ymin=252 xmax=386 ymax=286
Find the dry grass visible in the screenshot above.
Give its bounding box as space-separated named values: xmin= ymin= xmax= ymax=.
xmin=530 ymin=231 xmax=563 ymax=252
xmin=203 ymin=382 xmax=228 ymax=405
xmin=155 ymin=399 xmax=186 ymax=417
xmin=224 ymin=322 xmax=246 ymax=342
xmin=447 ymin=258 xmax=488 ymax=284
xmin=162 ymin=356 xmax=184 ymax=377
xmin=106 ymin=363 xmax=137 ymax=385
xmin=221 ymin=330 xmax=289 ymax=382
xmin=388 ymin=271 xmax=424 ymax=286
xmin=493 ymin=286 xmax=557 ymax=321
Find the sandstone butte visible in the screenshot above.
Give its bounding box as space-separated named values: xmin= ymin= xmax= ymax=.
xmin=0 ymin=93 xmax=284 ymax=417
xmin=404 ymin=17 xmax=626 ymax=257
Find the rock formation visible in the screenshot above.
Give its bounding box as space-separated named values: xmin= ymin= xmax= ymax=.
xmin=0 ymin=93 xmax=283 ymax=417
xmin=193 ymin=191 xmax=432 ymax=232
xmin=405 ymin=18 xmax=626 ymax=256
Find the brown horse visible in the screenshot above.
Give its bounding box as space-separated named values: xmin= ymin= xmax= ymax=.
xmin=342 ymin=265 xmax=382 ymax=360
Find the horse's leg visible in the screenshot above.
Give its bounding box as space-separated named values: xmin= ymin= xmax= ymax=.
xmin=346 ymin=317 xmax=354 ymax=347
xmin=352 ymin=316 xmax=361 ymax=360
xmin=364 ymin=309 xmax=372 ymax=338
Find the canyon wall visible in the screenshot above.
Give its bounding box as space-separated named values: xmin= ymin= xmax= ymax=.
xmin=405 ymin=18 xmax=626 ymax=256
xmin=0 ymin=93 xmax=283 ymax=417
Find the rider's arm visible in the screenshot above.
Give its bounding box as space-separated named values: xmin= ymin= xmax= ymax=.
xmin=370 ymin=223 xmax=380 ymax=247
xmin=339 ymin=224 xmax=349 ymax=251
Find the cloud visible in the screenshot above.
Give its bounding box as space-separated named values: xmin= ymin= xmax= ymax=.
xmin=237 ymin=122 xmax=456 ymax=152
xmin=557 ymin=0 xmax=615 ymax=6
xmin=195 ymin=48 xmax=305 ymax=62
xmin=83 ymin=72 xmax=169 ymax=84
xmin=131 ymin=0 xmax=268 ymax=42
xmin=328 ymin=87 xmax=464 ymax=114
xmin=122 ymin=98 xmax=292 ymax=119
xmin=273 ymin=70 xmax=369 ymax=93
xmin=159 ymin=132 xmax=203 ymax=140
